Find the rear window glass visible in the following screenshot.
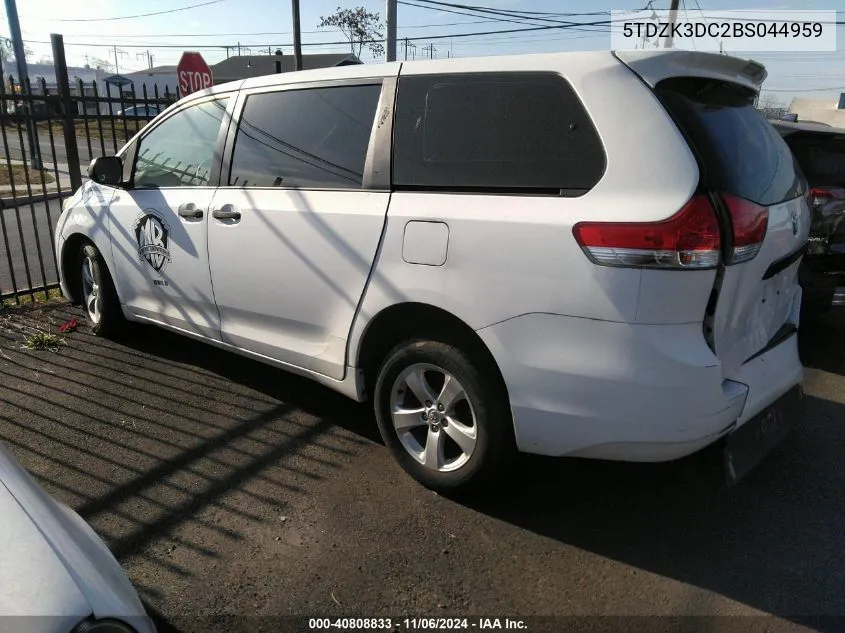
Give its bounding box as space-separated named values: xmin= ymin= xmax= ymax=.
xmin=393 ymin=72 xmax=606 ymax=194
xmin=780 ymin=132 xmax=845 ymax=188
xmin=656 ymin=77 xmax=804 ymax=206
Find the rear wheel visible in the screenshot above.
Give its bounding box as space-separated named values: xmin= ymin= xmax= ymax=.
xmin=373 ymin=339 xmax=512 ymax=491
xmin=79 ymin=243 xmax=123 ymax=336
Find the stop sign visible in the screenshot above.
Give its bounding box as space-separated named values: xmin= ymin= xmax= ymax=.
xmin=177 ymin=51 xmax=213 ymax=97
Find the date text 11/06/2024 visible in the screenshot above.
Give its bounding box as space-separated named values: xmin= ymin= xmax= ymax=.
xmin=308 ymin=618 xmax=529 ymax=631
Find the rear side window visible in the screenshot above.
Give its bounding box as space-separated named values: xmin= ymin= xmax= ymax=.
xmin=228 ymin=84 xmax=381 ymax=189
xmin=393 ymin=72 xmax=606 ymax=195
xmin=656 ymin=78 xmax=804 ymax=206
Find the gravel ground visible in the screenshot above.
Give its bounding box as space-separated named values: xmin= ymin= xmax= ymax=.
xmin=0 ymin=303 xmax=843 ymax=633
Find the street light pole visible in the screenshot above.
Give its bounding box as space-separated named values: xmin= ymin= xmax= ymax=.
xmin=291 ymin=0 xmax=302 ymax=71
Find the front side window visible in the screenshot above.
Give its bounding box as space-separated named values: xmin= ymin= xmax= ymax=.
xmin=133 ymin=97 xmax=229 ymax=188
xmin=228 ymin=84 xmax=382 ymax=189
xmin=393 ymin=72 xmax=606 ymax=194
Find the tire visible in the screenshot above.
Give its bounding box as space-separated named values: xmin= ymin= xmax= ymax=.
xmin=79 ymin=243 xmax=124 ymax=337
xmin=373 ymin=339 xmax=512 ymax=492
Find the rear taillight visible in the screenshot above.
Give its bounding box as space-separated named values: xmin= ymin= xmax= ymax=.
xmin=572 ymin=195 xmax=721 ymax=270
xmin=810 ymin=187 xmax=835 ymax=208
xmin=721 ymin=193 xmax=768 ymax=264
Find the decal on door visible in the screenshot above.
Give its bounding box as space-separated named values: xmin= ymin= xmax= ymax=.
xmin=134 ymin=210 xmax=172 ymax=274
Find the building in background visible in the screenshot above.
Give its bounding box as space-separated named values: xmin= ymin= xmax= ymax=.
xmin=789 ymin=94 xmax=845 ymax=127
xmin=210 ymin=53 xmax=361 ymax=84
xmin=122 ymin=65 xmax=178 ymax=99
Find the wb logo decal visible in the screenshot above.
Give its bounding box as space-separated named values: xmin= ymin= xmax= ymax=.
xmin=134 ymin=211 xmax=172 ymax=273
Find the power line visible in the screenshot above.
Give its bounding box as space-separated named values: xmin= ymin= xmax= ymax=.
xmin=424 ymin=2 xmax=612 ymax=17
xmin=20 ymin=0 xmax=226 ymax=22
xmin=400 ymin=0 xmax=613 ymax=29
xmin=21 ymin=17 xmax=618 ymax=51
xmin=398 ymin=1 xmax=557 ymax=28
xmin=44 ymin=20 xmax=507 ymax=39
xmin=398 ymin=1 xmax=611 ymax=34
xmin=408 ymin=0 xmax=611 ymax=23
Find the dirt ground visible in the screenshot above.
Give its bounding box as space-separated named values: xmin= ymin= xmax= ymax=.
xmin=0 ymin=303 xmax=843 ymax=633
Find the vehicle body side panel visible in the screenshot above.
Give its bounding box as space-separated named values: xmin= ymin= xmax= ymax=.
xmin=349 ymin=53 xmax=701 ymax=369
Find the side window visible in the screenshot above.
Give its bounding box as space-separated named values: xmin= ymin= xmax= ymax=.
xmin=228 ymin=84 xmax=381 ymax=189
xmin=133 ymin=97 xmax=229 ymax=188
xmin=393 ymin=73 xmax=606 ymax=194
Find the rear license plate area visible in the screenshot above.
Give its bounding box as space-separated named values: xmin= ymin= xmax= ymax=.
xmin=724 ymin=385 xmax=804 ymax=486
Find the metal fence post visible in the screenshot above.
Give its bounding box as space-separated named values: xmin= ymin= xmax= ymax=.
xmin=51 ymin=33 xmax=82 ymax=191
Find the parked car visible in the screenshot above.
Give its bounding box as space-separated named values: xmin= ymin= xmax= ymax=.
xmin=771 ymin=120 xmax=845 ymax=313
xmin=55 ymin=50 xmax=809 ymax=491
xmin=0 ymin=443 xmax=155 ymax=633
xmin=116 ymin=105 xmax=160 ymax=119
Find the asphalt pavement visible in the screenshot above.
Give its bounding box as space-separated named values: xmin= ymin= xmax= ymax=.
xmin=0 ymin=302 xmax=842 ymax=633
xmin=2 ymin=127 xmax=131 ymax=167
xmin=0 ymin=196 xmax=68 ymax=296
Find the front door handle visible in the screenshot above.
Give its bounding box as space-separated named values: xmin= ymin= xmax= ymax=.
xmin=178 ymin=202 xmax=203 ymax=219
xmin=212 ymin=205 xmax=241 ymax=221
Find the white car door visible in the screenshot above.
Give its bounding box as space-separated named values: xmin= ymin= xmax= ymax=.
xmin=207 ymin=78 xmax=395 ymax=379
xmin=108 ymin=95 xmax=233 ymax=338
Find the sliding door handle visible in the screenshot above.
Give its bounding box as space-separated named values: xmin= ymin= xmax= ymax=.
xmin=212 ymin=205 xmax=241 ymax=221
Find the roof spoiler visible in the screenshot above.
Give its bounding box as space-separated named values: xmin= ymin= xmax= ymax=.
xmin=614 ymin=50 xmax=767 ymax=94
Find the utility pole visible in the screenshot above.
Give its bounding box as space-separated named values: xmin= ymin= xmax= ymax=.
xmin=4 ymin=0 xmax=42 ymax=169
xmin=400 ymin=38 xmax=416 ymax=61
xmin=422 ymin=43 xmax=436 ymax=59
xmin=291 ymin=0 xmax=302 ymax=71
xmin=51 ymin=34 xmax=81 ymax=190
xmin=664 ymin=0 xmax=679 ymax=48
xmin=385 ymin=0 xmax=397 ymax=62
xmin=136 ymin=50 xmax=153 ymax=69
xmin=112 ymin=45 xmax=127 ymax=74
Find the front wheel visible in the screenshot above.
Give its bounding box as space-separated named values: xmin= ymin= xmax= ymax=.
xmin=79 ymin=243 xmax=123 ymax=336
xmin=373 ymin=339 xmax=512 ymax=492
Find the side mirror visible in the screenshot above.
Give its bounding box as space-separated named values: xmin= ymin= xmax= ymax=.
xmin=88 ymin=156 xmax=123 ymax=186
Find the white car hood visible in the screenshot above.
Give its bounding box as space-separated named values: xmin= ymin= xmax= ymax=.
xmin=0 ymin=445 xmax=155 ymax=633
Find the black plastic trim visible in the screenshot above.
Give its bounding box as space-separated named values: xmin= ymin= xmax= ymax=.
xmin=762 ymin=243 xmax=808 ymax=280
xmin=744 ymin=324 xmax=797 ymax=364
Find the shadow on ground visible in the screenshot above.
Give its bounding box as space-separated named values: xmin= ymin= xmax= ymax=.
xmin=0 ymin=303 xmax=843 ymax=632
xmin=458 ymin=315 xmax=845 ymax=630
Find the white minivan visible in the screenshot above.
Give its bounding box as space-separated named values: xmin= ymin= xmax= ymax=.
xmin=55 ymin=50 xmax=809 ymax=491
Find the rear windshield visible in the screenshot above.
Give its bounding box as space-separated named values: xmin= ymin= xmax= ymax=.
xmin=780 ymin=132 xmax=845 ymax=188
xmin=656 ymin=77 xmax=805 ymax=206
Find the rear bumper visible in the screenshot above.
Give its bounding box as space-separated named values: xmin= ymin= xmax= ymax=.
xmin=477 ymin=313 xmax=802 ymax=462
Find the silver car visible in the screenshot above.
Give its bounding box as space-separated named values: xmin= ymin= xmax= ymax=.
xmin=0 ymin=443 xmax=155 ymax=633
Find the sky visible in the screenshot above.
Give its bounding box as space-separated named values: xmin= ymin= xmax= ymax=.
xmin=1 ymin=0 xmax=843 ymax=106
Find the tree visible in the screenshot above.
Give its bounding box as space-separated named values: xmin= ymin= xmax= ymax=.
xmin=319 ymin=6 xmax=384 ymax=59
xmin=88 ymin=57 xmax=112 ymax=72
xmin=0 ymin=38 xmax=34 ymax=63
xmin=756 ymin=93 xmax=789 ymax=121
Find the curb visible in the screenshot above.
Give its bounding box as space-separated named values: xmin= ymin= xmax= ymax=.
xmin=0 ymin=191 xmax=71 ymax=208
